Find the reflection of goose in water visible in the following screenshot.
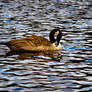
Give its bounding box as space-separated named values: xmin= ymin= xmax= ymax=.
xmin=6 ymin=28 xmax=62 ymax=52
xmin=6 ymin=51 xmax=62 ymax=61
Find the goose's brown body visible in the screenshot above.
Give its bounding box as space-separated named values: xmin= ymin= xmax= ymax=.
xmin=8 ymin=35 xmax=61 ymax=52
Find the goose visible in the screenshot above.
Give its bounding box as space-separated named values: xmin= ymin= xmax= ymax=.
xmin=6 ymin=28 xmax=62 ymax=52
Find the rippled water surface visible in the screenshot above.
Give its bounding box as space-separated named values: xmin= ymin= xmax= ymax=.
xmin=0 ymin=0 xmax=92 ymax=91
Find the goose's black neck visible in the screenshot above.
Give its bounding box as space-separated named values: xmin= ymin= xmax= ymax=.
xmin=49 ymin=30 xmax=56 ymax=43
xmin=49 ymin=28 xmax=62 ymax=46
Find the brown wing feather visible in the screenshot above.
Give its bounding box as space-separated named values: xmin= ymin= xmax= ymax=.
xmin=25 ymin=35 xmax=51 ymax=46
xmin=9 ymin=35 xmax=51 ymax=51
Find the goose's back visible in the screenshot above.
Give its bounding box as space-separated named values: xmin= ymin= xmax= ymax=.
xmin=9 ymin=35 xmax=52 ymax=51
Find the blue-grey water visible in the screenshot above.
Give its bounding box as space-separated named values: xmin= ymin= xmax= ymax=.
xmin=0 ymin=0 xmax=92 ymax=92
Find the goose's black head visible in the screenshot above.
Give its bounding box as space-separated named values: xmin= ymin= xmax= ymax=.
xmin=49 ymin=28 xmax=62 ymax=46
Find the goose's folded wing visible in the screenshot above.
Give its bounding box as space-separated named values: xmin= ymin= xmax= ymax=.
xmin=9 ymin=35 xmax=51 ymax=51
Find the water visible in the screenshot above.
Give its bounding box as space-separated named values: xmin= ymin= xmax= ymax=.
xmin=0 ymin=0 xmax=92 ymax=91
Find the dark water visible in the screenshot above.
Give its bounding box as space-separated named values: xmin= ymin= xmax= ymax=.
xmin=0 ymin=0 xmax=92 ymax=91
